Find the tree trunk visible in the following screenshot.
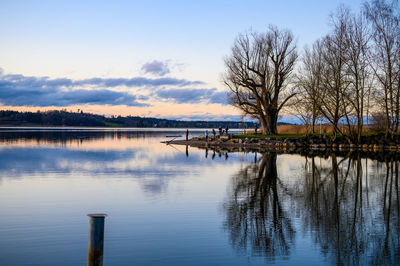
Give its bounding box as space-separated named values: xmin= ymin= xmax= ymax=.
xmin=259 ymin=115 xmax=268 ymax=134
xmin=311 ymin=111 xmax=316 ymax=135
xmin=258 ymin=112 xmax=278 ymax=135
xmin=265 ymin=111 xmax=278 ymax=135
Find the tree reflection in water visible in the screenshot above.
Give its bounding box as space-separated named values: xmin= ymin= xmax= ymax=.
xmin=223 ymin=152 xmax=295 ymax=260
xmin=224 ymin=152 xmax=400 ymax=264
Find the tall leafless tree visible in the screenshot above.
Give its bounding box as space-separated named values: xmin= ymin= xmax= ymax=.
xmin=343 ymin=9 xmax=371 ymax=142
xmin=223 ymin=26 xmax=298 ymax=134
xmin=317 ymin=7 xmax=352 ymax=139
xmin=294 ymin=40 xmax=324 ymax=134
xmin=364 ymin=0 xmax=400 ymax=136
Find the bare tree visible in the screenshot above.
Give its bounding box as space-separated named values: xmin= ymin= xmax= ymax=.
xmin=289 ymin=91 xmax=315 ymax=135
xmin=294 ymin=40 xmax=324 ymax=134
xmin=364 ymin=0 xmax=400 ymax=135
xmin=317 ymin=7 xmax=352 ymax=139
xmin=223 ymin=26 xmax=298 ymax=134
xmin=343 ymin=9 xmax=371 ymax=142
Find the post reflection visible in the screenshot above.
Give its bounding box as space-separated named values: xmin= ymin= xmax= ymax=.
xmin=224 ymin=152 xmax=400 ymax=264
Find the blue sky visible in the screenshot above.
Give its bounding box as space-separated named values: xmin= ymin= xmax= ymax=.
xmin=0 ymin=0 xmax=364 ymax=121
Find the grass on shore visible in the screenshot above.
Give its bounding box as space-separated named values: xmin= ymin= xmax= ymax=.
xmin=232 ymin=131 xmax=384 ymax=140
xmin=232 ymin=133 xmax=304 ymax=139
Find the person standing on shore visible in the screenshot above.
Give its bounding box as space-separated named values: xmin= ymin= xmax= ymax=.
xmin=186 ymin=129 xmax=189 ymax=141
xmin=212 ymin=129 xmax=216 ymax=139
xmin=254 ymin=123 xmax=258 ymax=134
xmin=218 ymin=127 xmax=222 ymax=137
xmin=225 ymin=125 xmax=229 ymax=135
xmin=205 ymin=130 xmax=209 ymax=142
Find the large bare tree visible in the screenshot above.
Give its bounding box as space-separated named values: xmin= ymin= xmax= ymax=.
xmin=223 ymin=26 xmax=298 ymax=134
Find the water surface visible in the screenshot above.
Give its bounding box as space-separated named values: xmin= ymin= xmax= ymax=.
xmin=0 ymin=129 xmax=398 ymax=265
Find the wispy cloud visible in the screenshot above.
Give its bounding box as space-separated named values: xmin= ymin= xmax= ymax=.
xmin=141 ymin=60 xmax=170 ymax=76
xmin=155 ymin=88 xmax=228 ymax=105
xmin=209 ymin=91 xmax=228 ymax=104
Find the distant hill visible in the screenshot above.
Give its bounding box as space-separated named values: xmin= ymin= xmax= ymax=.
xmin=0 ymin=110 xmax=267 ymax=128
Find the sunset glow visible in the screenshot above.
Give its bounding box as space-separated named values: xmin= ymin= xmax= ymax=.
xmin=0 ymin=0 xmax=363 ymax=120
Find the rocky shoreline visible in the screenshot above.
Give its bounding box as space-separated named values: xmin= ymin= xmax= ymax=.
xmin=163 ymin=134 xmax=400 ymax=153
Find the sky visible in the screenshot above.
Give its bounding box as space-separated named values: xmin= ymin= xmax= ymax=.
xmin=0 ymin=0 xmax=364 ymax=121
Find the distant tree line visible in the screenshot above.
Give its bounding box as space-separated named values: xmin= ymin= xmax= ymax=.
xmin=224 ymin=0 xmax=400 ymax=142
xmin=0 ymin=110 xmax=260 ymax=129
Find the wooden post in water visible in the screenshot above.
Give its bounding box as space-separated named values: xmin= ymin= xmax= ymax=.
xmin=88 ymin=214 xmax=107 ymax=266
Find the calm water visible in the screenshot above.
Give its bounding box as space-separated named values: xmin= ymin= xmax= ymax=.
xmin=0 ymin=129 xmax=398 ymax=265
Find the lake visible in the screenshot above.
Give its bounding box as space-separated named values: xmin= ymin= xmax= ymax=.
xmin=0 ymin=128 xmax=398 ymax=265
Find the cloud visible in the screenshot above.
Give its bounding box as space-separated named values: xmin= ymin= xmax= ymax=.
xmin=155 ymin=88 xmax=228 ymax=105
xmin=0 ymin=71 xmax=204 ymax=107
xmin=0 ymin=76 xmax=146 ymax=107
xmin=74 ymin=76 xmax=203 ymax=87
xmin=209 ymin=91 xmax=228 ymax=104
xmin=3 ymin=72 xmax=203 ymax=88
xmin=141 ymin=60 xmax=170 ymax=76
xmin=0 ymin=69 xmax=230 ymax=109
